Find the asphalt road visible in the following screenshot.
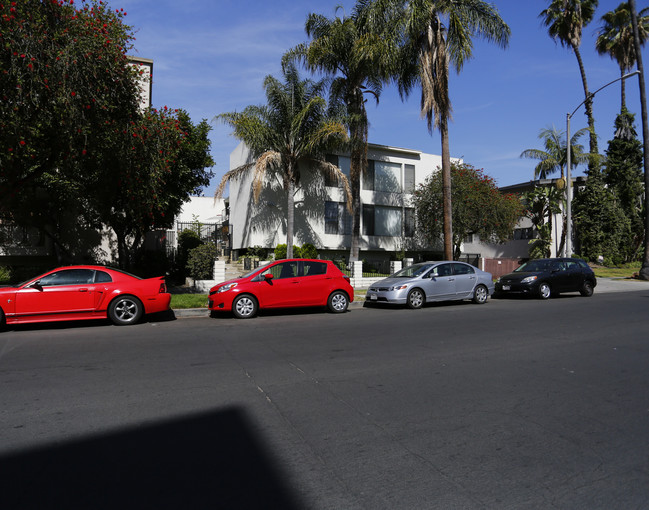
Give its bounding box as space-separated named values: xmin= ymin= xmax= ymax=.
xmin=1 ymin=288 xmax=648 ymax=509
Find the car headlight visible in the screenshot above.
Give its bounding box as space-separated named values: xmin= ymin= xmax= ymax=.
xmin=521 ymin=276 xmax=538 ymax=284
xmin=391 ymin=285 xmax=408 ymax=291
xmin=215 ymin=282 xmax=237 ymax=294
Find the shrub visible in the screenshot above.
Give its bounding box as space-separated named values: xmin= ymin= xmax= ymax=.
xmin=178 ymin=229 xmax=202 ymax=255
xmin=186 ymin=243 xmax=218 ymax=280
xmin=0 ymin=266 xmax=10 ymax=284
xmin=300 ymin=243 xmax=318 ymax=259
xmin=246 ymin=245 xmax=269 ymax=259
xmin=274 ymin=244 xmax=301 ymax=260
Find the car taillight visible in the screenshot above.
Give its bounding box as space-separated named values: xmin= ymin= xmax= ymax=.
xmin=159 ymin=282 xmax=167 ymax=293
xmin=343 ymin=275 xmax=350 ymax=283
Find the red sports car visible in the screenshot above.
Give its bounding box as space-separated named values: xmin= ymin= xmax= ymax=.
xmin=209 ymin=258 xmax=353 ymax=319
xmin=0 ymin=265 xmax=171 ymax=328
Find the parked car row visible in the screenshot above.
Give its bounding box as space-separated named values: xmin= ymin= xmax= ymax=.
xmin=0 ymin=258 xmax=597 ymax=329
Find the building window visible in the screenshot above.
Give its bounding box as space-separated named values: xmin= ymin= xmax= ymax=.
xmin=405 ymin=208 xmax=415 ymax=238
xmin=362 ymin=205 xmax=405 ymax=236
xmin=362 ymin=160 xmax=402 ymax=192
xmin=363 ymin=160 xmax=375 ymax=191
xmin=375 ymin=161 xmax=402 ymax=193
xmin=514 ymin=227 xmax=534 ymax=240
xmin=404 ymin=165 xmax=415 ymax=193
xmin=325 ymin=154 xmax=350 ymax=187
xmin=325 ymin=201 xmax=351 ymax=235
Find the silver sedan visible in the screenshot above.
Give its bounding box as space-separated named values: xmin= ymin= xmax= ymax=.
xmin=365 ymin=261 xmax=495 ymax=309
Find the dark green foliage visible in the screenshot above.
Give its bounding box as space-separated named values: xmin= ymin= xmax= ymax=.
xmin=245 ymin=246 xmax=269 ymax=259
xmin=0 ymin=266 xmax=10 ymax=284
xmin=602 ymin=110 xmax=645 ymax=260
xmin=1 ymin=1 xmax=213 ymax=270
xmin=523 ymin=186 xmax=564 ymax=259
xmin=300 ymin=243 xmax=318 ymax=259
xmin=573 ymin=172 xmax=631 ymax=264
xmin=274 ymin=244 xmax=301 ymax=260
xmin=186 ymin=243 xmax=218 ymax=280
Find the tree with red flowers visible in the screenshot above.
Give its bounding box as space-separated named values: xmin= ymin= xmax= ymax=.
xmin=1 ymin=1 xmax=214 ymax=270
xmin=0 ymin=0 xmax=139 ymax=213
xmin=413 ymin=163 xmax=525 ymax=259
xmin=89 ymin=107 xmax=213 ymax=268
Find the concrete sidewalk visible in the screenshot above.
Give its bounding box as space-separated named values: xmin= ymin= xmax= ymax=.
xmin=170 ymin=277 xmax=649 ymax=318
xmin=592 ymin=276 xmax=649 ymax=293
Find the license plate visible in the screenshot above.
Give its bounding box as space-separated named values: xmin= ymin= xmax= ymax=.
xmin=369 ymin=294 xmax=377 ymax=301
xmin=502 ymin=285 xmax=510 ymax=291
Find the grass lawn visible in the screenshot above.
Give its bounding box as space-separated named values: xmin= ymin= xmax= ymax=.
xmin=591 ymin=263 xmax=641 ymax=279
xmin=170 ymin=294 xmax=209 ymax=309
xmin=169 ymin=289 xmax=370 ymax=309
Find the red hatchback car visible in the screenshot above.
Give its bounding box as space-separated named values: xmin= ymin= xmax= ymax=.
xmin=0 ymin=265 xmax=171 ymax=328
xmin=209 ymin=258 xmax=353 ymax=319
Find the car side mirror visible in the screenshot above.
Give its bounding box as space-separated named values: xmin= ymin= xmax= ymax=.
xmin=264 ymin=273 xmax=274 ymax=281
xmin=30 ymin=280 xmax=43 ymax=290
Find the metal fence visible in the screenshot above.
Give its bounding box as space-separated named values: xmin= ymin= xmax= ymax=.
xmin=175 ymin=222 xmax=232 ymax=257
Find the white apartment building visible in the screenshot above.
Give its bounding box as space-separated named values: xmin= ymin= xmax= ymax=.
xmin=227 ymin=141 xmax=454 ymax=265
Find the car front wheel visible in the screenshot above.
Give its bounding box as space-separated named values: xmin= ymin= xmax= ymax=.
xmin=232 ymin=294 xmax=258 ymax=319
xmin=407 ymin=288 xmax=425 ymax=309
xmin=472 ymin=284 xmax=489 ymax=304
xmin=108 ymin=295 xmax=143 ymax=325
xmin=538 ymin=282 xmax=551 ymax=300
xmin=328 ymin=291 xmax=349 ymax=313
xmin=580 ymin=280 xmax=594 ymax=297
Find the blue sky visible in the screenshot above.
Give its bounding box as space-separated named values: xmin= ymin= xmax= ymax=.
xmin=119 ymin=0 xmax=647 ymax=195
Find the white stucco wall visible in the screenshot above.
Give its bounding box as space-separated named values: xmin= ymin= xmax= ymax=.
xmin=176 ymin=196 xmax=227 ymax=224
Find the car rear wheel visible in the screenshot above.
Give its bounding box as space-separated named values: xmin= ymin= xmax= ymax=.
xmin=579 ymin=280 xmax=594 ymax=297
xmin=538 ymin=282 xmax=551 ymax=300
xmin=0 ymin=307 xmax=5 ymax=331
xmin=407 ymin=288 xmax=425 ymax=309
xmin=232 ymin=294 xmax=258 ymax=319
xmin=472 ymin=284 xmax=489 ymax=304
xmin=328 ymin=291 xmax=349 ymax=313
xmin=108 ymin=295 xmax=143 ymax=325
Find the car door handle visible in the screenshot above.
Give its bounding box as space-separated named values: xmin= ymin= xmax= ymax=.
xmin=79 ymin=288 xmax=89 ymax=292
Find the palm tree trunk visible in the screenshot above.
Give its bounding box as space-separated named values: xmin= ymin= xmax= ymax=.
xmin=348 ymin=96 xmax=368 ymax=263
xmin=620 ymin=67 xmax=627 ymax=111
xmin=440 ymin=116 xmax=453 ymax=260
xmin=629 ymin=0 xmax=649 ymax=280
xmin=286 ymin=176 xmax=295 ymax=259
xmin=573 ymin=46 xmax=599 ymax=173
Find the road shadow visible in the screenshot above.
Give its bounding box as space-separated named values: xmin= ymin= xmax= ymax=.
xmin=210 ymin=306 xmax=350 ymax=320
xmin=0 ymin=406 xmax=302 ymax=510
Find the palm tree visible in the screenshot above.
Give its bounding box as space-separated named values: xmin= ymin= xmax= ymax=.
xmin=629 ymin=0 xmax=649 ymax=280
xmin=596 ymin=2 xmax=649 ymax=110
xmin=284 ymin=7 xmax=394 ymax=262
xmin=358 ymin=0 xmax=510 ymax=260
xmin=215 ymin=64 xmax=349 ymax=259
xmin=540 ymin=0 xmax=599 ymax=173
xmin=520 ymin=126 xmax=589 ymax=179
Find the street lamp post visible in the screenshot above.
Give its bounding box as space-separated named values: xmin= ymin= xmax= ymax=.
xmin=564 ymin=70 xmax=640 ymax=257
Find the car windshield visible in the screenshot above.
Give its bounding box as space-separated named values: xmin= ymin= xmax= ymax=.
xmin=515 ymin=260 xmax=551 ymax=273
xmin=243 ymin=262 xmax=273 ymax=279
xmin=391 ymin=263 xmax=434 ymax=278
